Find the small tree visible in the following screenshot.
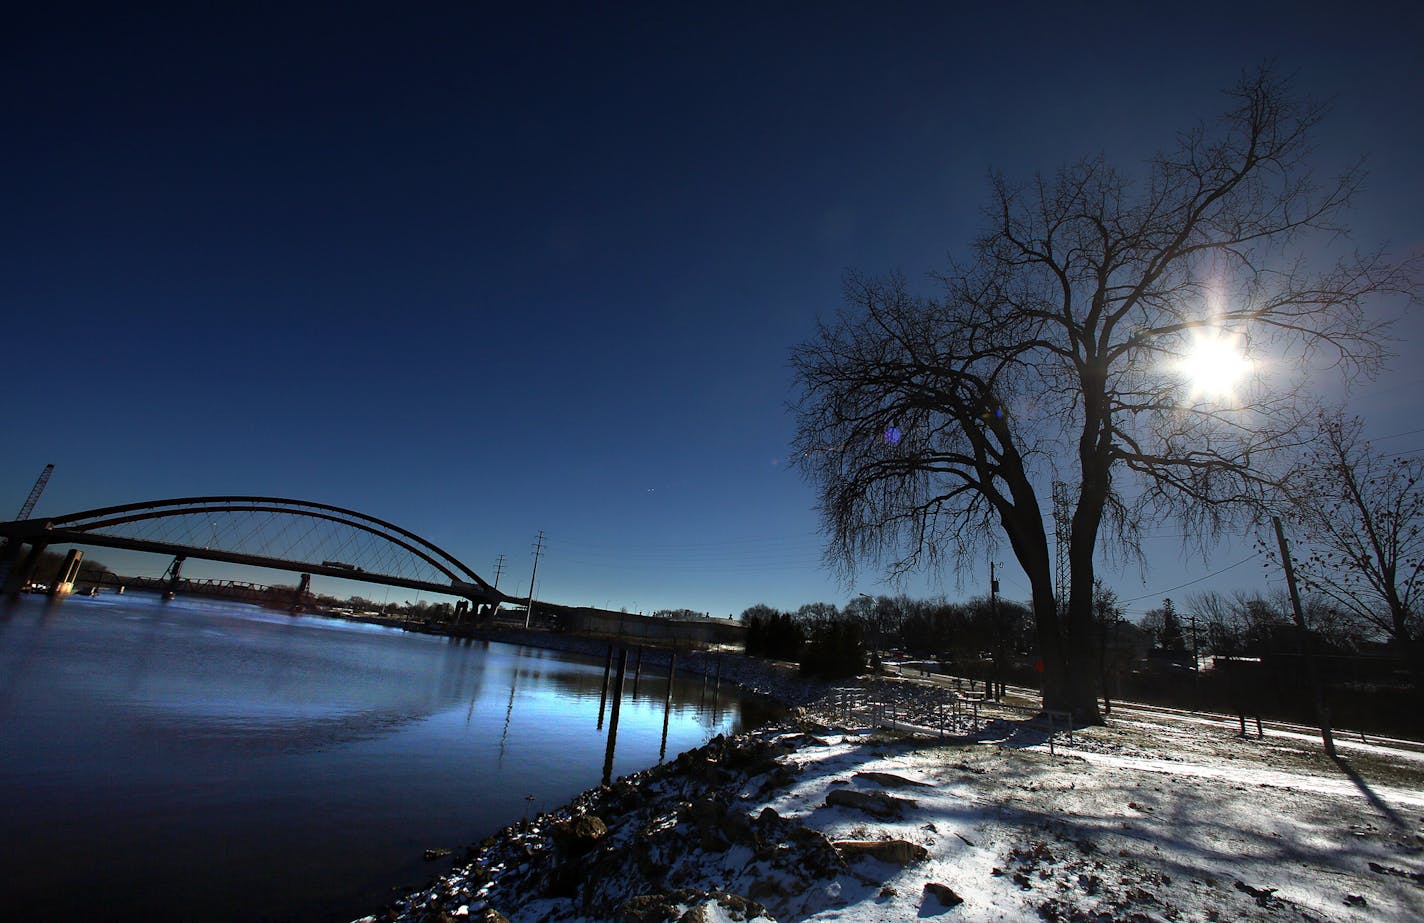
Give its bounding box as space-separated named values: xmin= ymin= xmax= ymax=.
xmin=799 ymin=616 xmax=868 ymax=678
xmin=1092 ymin=580 xmax=1126 ymax=714
xmin=1144 ymin=598 xmax=1187 ymax=653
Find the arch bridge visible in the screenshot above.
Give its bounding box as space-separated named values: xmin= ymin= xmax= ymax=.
xmin=0 ymin=496 xmax=516 ymax=608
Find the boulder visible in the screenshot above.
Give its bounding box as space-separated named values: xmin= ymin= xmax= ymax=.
xmin=689 ymin=792 xmax=728 ymax=828
xmin=721 ymin=809 xmax=754 ymax=842
xmin=833 ymin=839 xmax=929 ymax=866
xmin=551 ymin=814 xmax=608 ymax=854
xmin=825 ymin=788 xmax=916 ymax=817
xmin=922 ymin=881 xmax=964 ymax=909
xmin=617 ymin=889 xmax=769 ymax=923
xmin=854 ymin=770 xmax=932 ymax=788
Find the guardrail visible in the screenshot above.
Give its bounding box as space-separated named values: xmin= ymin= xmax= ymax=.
xmin=823 ymin=682 xmax=1076 ymax=754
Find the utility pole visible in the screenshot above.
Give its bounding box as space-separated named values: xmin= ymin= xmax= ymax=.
xmin=524 ymin=531 xmax=544 ymax=629
xmin=492 ymin=554 xmax=506 ymax=590
xmin=990 ymin=560 xmax=1004 ymax=700
xmin=1188 ymin=611 xmax=1201 ymax=707
xmin=1271 ymin=516 xmax=1336 ymax=757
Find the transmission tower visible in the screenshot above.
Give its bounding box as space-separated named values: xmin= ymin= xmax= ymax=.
xmin=1052 ymin=480 xmax=1072 ymax=616
xmin=16 ymin=464 xmax=54 ymax=520
xmin=492 ymin=554 xmax=506 ymax=590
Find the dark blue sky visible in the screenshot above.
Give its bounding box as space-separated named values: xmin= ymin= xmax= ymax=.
xmin=5 ymin=2 xmax=1422 ymax=617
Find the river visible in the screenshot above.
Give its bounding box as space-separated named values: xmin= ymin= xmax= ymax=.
xmin=0 ymin=592 xmax=770 ymax=921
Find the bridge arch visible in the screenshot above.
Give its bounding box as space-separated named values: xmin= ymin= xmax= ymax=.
xmin=0 ymin=496 xmax=512 ymax=605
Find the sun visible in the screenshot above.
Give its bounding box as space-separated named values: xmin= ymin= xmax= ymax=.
xmin=1172 ymin=327 xmax=1252 ymax=401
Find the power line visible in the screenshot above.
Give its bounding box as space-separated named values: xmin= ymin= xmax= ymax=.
xmin=1120 ymin=553 xmax=1261 ymax=604
xmin=1370 ymin=426 xmax=1424 ymax=442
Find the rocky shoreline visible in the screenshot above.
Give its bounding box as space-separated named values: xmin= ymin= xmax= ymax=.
xmin=354 ymin=717 xmax=944 ymax=923
xmin=344 ymin=623 xmax=898 ymax=922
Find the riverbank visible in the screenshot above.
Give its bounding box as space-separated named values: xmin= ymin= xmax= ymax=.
xmin=357 ymin=678 xmax=1424 ymax=923
xmin=337 ymin=612 xmax=832 ymax=708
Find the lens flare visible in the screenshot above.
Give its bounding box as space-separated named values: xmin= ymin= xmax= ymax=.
xmin=1171 ymin=327 xmax=1251 ymax=401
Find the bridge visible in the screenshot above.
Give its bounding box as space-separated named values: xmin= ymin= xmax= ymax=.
xmin=0 ymin=496 xmax=517 ymax=610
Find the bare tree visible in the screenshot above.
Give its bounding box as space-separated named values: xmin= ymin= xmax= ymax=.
xmin=792 ymin=69 xmax=1415 ymax=722
xmin=1278 ymin=414 xmax=1424 ymax=684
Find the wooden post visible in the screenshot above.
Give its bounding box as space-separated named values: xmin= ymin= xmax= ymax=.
xmin=659 ymin=652 xmax=678 ymax=761
xmin=602 ymin=648 xmax=629 ymax=786
xmin=596 ymin=644 xmax=613 ymax=730
xmin=1272 ymin=516 xmax=1336 ymax=758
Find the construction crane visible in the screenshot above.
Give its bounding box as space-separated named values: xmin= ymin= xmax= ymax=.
xmin=16 ymin=464 xmax=54 ymax=520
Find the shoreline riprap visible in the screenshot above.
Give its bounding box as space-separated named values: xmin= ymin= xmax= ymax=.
xmin=355 ymin=675 xmax=1424 ymax=923
xmin=354 ymin=718 xmax=911 ymax=923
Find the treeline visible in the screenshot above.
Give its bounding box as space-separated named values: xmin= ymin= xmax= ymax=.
xmin=740 ymin=585 xmax=1419 ymax=735
xmin=741 ymin=594 xmax=1036 ymax=683
xmin=741 ymin=602 xmax=866 ymax=678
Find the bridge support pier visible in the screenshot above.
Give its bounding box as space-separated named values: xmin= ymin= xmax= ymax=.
xmin=0 ymin=539 xmax=21 ymax=593
xmin=292 ymin=573 xmax=311 ymax=612
xmin=2 ymin=541 xmax=48 ymax=596
xmin=50 ymin=549 xmax=83 ymax=597
xmin=162 ymin=555 xmax=186 ymax=599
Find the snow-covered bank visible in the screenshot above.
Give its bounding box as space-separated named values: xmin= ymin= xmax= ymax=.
xmin=356 ymin=685 xmax=1424 ymax=923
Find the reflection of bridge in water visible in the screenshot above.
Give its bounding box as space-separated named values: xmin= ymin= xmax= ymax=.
xmin=0 ymin=496 xmax=515 ymax=613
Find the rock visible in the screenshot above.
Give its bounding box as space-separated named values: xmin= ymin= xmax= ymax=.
xmin=747 ymin=877 xmax=785 ymax=902
xmin=1368 ymin=861 xmax=1424 ymax=884
xmin=752 ymin=764 xmax=799 ymax=799
xmin=618 ymin=889 xmax=769 ymax=923
xmin=922 ymin=882 xmax=964 ymax=909
xmin=551 ymin=814 xmax=608 ymax=854
xmin=721 ymin=809 xmax=753 ymax=842
xmin=619 ymin=893 xmax=681 ymax=923
xmin=1233 ymin=880 xmax=1278 ymax=906
xmin=689 ymin=792 xmax=728 ymax=828
xmin=423 ymin=847 xmax=453 ymax=861
xmin=855 ymin=770 xmax=932 ymax=788
xmin=833 ymin=839 xmax=929 ymax=865
xmin=787 ymin=825 xmax=849 ymax=876
xmin=756 ymin=806 xmax=780 ymax=824
xmin=825 ymin=788 xmax=916 ymax=818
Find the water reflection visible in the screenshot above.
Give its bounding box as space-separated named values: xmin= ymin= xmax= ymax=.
xmin=0 ymin=593 xmax=772 ymax=923
xmin=602 ymin=648 xmax=628 ymax=785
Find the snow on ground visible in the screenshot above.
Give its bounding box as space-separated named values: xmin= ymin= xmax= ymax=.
xmin=764 ymin=716 xmax=1424 ymax=922
xmin=362 ymin=680 xmax=1424 ymax=923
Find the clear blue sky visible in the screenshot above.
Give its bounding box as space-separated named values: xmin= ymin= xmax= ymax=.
xmin=4 ymin=2 xmax=1421 ymax=619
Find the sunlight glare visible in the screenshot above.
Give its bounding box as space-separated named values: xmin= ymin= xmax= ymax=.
xmin=1173 ymin=327 xmax=1252 ymax=401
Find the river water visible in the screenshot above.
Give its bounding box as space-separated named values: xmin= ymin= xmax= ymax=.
xmin=0 ymin=592 xmax=769 ymax=922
